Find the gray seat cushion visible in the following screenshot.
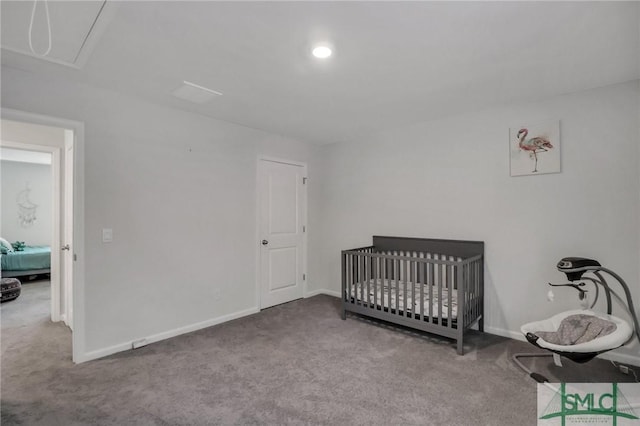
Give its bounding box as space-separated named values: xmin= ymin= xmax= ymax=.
xmin=1 ymin=277 xmax=22 ymax=303
xmin=535 ymin=314 xmax=617 ymax=345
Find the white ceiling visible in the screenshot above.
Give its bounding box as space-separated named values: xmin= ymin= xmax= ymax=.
xmin=1 ymin=1 xmax=107 ymax=67
xmin=1 ymin=1 xmax=639 ymax=144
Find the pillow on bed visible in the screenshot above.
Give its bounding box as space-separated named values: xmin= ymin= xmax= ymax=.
xmin=0 ymin=238 xmax=13 ymax=253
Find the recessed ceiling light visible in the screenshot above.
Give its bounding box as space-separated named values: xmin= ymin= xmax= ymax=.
xmin=312 ymin=45 xmax=332 ymax=59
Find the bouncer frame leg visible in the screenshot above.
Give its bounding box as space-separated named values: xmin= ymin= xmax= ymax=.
xmin=513 ymin=352 xmax=554 ymax=383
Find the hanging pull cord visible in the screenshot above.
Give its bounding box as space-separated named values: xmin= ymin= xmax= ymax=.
xmin=28 ymin=0 xmax=52 ymax=56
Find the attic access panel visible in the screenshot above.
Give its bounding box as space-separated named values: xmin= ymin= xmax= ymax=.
xmin=0 ymin=0 xmax=108 ymax=68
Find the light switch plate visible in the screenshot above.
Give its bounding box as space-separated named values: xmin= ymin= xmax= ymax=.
xmin=102 ymin=228 xmax=113 ymax=243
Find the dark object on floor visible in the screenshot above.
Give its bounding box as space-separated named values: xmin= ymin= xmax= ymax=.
xmin=341 ymin=235 xmax=484 ymax=355
xmin=1 ymin=277 xmax=22 ymax=303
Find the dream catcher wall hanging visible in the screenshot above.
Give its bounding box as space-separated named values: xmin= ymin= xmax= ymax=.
xmin=17 ymin=182 xmax=38 ymax=228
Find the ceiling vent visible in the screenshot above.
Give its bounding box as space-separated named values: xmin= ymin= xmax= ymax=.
xmin=171 ymin=81 xmax=223 ymax=104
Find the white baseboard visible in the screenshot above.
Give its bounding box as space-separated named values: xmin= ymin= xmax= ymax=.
xmin=484 ymin=326 xmax=524 ymax=342
xmin=598 ymin=351 xmax=640 ymax=367
xmin=484 ymin=326 xmax=640 ymax=367
xmin=78 ymin=306 xmax=260 ymax=363
xmin=305 ymin=288 xmax=340 ymax=298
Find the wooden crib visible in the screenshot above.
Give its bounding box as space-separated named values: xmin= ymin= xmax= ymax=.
xmin=341 ymin=236 xmax=484 ymax=355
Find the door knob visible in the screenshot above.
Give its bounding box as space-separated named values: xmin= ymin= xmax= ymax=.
xmin=61 ymin=244 xmax=70 ymax=251
xmin=261 ymin=240 xmax=269 ymax=245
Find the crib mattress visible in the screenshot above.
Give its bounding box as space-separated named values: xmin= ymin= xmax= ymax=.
xmin=349 ymin=279 xmax=458 ymax=319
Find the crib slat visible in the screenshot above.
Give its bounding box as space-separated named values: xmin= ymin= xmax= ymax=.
xmin=470 ymin=262 xmax=475 ymax=326
xmin=346 ymin=253 xmax=350 ymax=304
xmin=381 ymin=256 xmax=384 ymax=309
xmin=365 ymin=254 xmax=370 ymax=308
xmin=389 ymin=255 xmax=393 ymax=313
xmin=353 ymin=254 xmax=357 ymax=305
xmin=351 ymin=253 xmax=355 ymax=304
xmin=448 ymin=259 xmax=453 ymax=328
xmin=389 ymin=253 xmax=394 ymax=314
xmin=420 ymin=256 xmax=425 ymax=321
xmin=428 ymin=255 xmax=434 ymax=321
xmin=384 ymin=253 xmax=388 ymax=313
xmin=343 ymin=253 xmax=347 ymax=301
xmin=373 ymin=256 xmax=379 ymax=309
xmin=402 ymin=258 xmax=408 ymax=317
xmin=364 ymin=254 xmax=368 ymax=306
xmin=362 ymin=256 xmax=371 ymax=308
xmin=476 ymin=259 xmax=480 ymax=323
xmin=381 ymin=256 xmax=386 ymax=312
xmin=359 ymin=254 xmax=364 ymax=306
xmin=409 ymin=258 xmax=414 ymax=318
xmin=412 ymin=258 xmax=417 ymax=320
xmin=395 ymin=256 xmax=400 ymax=314
xmin=467 ymin=263 xmax=472 ymax=327
xmin=382 ymin=255 xmax=387 ymax=312
xmin=348 ymin=254 xmax=352 ymax=303
xmin=342 ymin=252 xmax=346 ymax=303
xmin=467 ymin=262 xmax=478 ymax=322
xmin=351 ymin=254 xmax=355 ymax=305
xmin=352 ymin=254 xmax=357 ymax=305
xmin=460 ymin=262 xmax=465 ymax=327
xmin=471 ymin=261 xmax=475 ymax=322
xmin=432 ymin=254 xmax=437 ymax=321
xmin=438 ymin=256 xmax=443 ymax=324
xmin=463 ymin=263 xmax=468 ymax=328
xmin=447 ymin=265 xmax=456 ymax=328
xmin=395 ymin=252 xmax=402 ymax=315
xmin=354 ymin=254 xmax=358 ymax=305
xmin=472 ymin=261 xmax=476 ymax=327
xmin=390 ymin=253 xmax=394 ymax=313
xmin=475 ymin=260 xmax=480 ymax=322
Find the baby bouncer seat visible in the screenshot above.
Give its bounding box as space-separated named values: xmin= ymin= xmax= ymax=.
xmin=514 ymin=257 xmax=640 ymax=382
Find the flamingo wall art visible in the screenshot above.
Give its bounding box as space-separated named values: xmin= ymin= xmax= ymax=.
xmin=510 ymin=120 xmax=560 ymax=176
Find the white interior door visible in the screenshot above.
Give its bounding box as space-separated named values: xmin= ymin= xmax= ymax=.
xmin=258 ymin=159 xmax=306 ymax=309
xmin=62 ymin=130 xmax=74 ymax=330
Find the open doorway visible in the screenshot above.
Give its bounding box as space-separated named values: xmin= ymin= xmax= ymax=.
xmin=1 ymin=118 xmax=75 ymax=343
xmin=1 ymin=147 xmax=54 ymax=328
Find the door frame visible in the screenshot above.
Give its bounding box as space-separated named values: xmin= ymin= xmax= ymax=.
xmin=0 ymin=139 xmax=63 ymax=321
xmin=256 ymin=156 xmax=308 ymax=309
xmin=1 ymin=108 xmax=86 ymax=363
xmin=63 ymin=129 xmax=75 ymax=330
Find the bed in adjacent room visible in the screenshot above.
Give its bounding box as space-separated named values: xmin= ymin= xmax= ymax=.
xmin=1 ymin=245 xmax=51 ymax=278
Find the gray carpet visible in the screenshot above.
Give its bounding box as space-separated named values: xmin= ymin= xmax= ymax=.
xmin=1 ymin=293 xmax=636 ymax=425
xmin=1 ymin=279 xmax=51 ymax=328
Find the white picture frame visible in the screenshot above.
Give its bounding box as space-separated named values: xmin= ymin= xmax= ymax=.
xmin=510 ymin=120 xmax=561 ymax=177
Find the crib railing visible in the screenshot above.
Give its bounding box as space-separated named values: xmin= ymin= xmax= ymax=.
xmin=342 ymin=246 xmax=483 ymax=330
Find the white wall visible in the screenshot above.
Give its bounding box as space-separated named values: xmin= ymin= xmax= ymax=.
xmin=1 ymin=160 xmax=53 ymax=245
xmin=312 ymin=80 xmax=640 ymax=363
xmin=2 ymin=63 xmax=638 ymax=364
xmin=1 ymin=66 xmax=318 ymax=360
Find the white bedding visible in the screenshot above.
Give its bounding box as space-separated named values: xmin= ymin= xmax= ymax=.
xmin=348 ymin=278 xmax=458 ymax=319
